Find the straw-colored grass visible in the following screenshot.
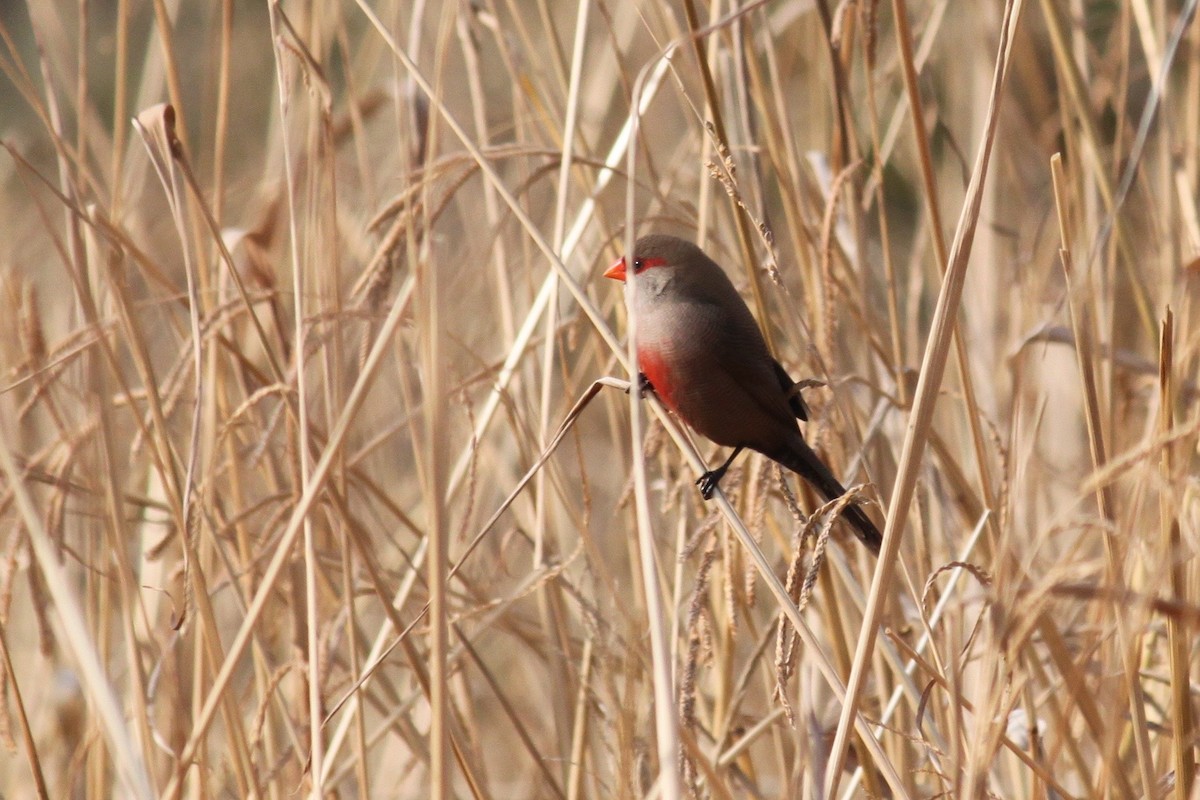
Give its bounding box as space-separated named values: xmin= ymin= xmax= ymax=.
xmin=0 ymin=0 xmax=1197 ymax=797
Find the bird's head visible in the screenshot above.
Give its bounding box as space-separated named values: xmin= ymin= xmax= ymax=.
xmin=603 ymin=234 xmax=717 ymax=298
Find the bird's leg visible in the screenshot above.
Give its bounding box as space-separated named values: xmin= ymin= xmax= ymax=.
xmin=697 ymin=446 xmax=744 ymax=499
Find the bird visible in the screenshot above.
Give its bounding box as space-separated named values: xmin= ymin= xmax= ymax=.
xmin=604 ymin=233 xmax=882 ymax=554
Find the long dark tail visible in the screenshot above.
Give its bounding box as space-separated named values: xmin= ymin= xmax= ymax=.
xmin=765 ymin=437 xmax=883 ymax=554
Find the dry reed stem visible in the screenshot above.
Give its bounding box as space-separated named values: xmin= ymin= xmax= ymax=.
xmin=826 ymin=0 xmax=1025 ymax=795
xmin=1 ymin=1 xmax=1197 ymax=797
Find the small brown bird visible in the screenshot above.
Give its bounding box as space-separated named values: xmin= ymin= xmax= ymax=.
xmin=605 ymin=234 xmax=882 ymax=553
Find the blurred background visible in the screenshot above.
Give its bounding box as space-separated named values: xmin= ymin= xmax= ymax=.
xmin=0 ymin=0 xmax=1197 ymax=797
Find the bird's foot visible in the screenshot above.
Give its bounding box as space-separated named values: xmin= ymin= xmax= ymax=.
xmin=696 ymin=465 xmax=728 ymax=500
xmin=697 ymin=446 xmax=745 ymax=499
xmin=626 ymin=372 xmax=655 ymax=398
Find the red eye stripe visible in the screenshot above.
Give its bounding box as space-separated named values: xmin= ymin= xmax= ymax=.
xmin=633 ymin=256 xmax=668 ymax=274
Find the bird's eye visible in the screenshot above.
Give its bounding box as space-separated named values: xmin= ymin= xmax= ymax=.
xmin=630 ymin=256 xmax=666 ymax=274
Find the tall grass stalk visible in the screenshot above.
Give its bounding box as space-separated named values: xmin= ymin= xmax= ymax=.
xmin=0 ymin=1 xmax=1196 ymax=797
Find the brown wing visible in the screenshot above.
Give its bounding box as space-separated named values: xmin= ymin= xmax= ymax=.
xmin=772 ymin=359 xmax=809 ymax=421
xmin=680 ymin=295 xmax=801 ymax=451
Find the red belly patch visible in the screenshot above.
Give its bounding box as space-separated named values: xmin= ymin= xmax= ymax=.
xmin=637 ymin=346 xmax=678 ymax=413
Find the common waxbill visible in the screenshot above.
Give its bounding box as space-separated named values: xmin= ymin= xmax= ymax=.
xmin=605 ymin=234 xmax=882 ymax=554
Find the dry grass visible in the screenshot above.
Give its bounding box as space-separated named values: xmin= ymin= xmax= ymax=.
xmin=0 ymin=0 xmax=1198 ymax=797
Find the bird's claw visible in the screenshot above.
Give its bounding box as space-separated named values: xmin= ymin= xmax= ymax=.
xmin=696 ymin=467 xmax=725 ymax=500
xmin=625 ymin=372 xmax=655 ymax=398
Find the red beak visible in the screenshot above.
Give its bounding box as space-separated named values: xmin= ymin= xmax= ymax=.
xmin=603 ymin=256 xmax=627 ymax=282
